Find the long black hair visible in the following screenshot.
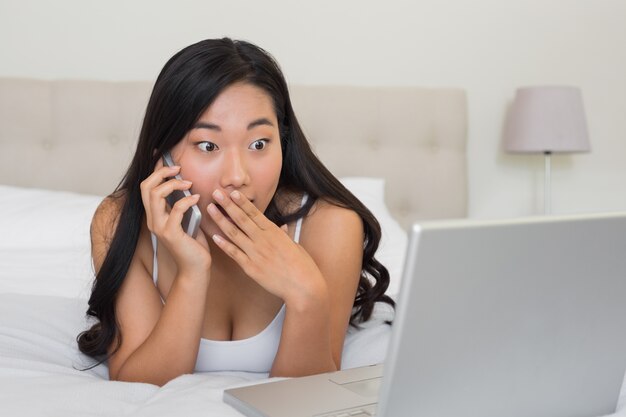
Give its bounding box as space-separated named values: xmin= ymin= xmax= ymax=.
xmin=77 ymin=38 xmax=394 ymax=363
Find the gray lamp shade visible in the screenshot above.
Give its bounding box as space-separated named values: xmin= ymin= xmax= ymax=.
xmin=504 ymin=86 xmax=591 ymax=153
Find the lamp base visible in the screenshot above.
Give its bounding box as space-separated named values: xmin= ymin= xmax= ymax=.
xmin=544 ymin=151 xmax=551 ymax=215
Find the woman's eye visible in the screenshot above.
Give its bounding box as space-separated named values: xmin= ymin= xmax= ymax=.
xmin=249 ymin=139 xmax=268 ymax=150
xmin=197 ymin=142 xmax=218 ymax=152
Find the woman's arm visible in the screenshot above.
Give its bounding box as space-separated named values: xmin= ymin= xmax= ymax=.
xmin=106 ymin=252 xmax=210 ymax=386
xmin=270 ymin=202 xmax=363 ymax=376
xmin=93 ymin=166 xmax=213 ymax=386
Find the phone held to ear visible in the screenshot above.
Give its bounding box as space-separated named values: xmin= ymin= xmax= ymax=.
xmin=162 ymin=151 xmax=202 ymax=238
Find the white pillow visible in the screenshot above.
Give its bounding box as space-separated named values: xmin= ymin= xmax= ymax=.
xmin=0 ymin=185 xmax=101 ymax=298
xmin=340 ymin=177 xmax=407 ymax=298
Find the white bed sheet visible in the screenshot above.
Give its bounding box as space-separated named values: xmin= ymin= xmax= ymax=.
xmin=0 ymin=293 xmax=392 ymax=417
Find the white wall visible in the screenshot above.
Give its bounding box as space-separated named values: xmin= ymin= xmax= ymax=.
xmin=1 ymin=0 xmax=624 ymax=219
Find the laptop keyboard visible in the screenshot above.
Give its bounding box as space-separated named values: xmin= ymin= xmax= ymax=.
xmin=314 ymin=404 xmax=377 ymax=417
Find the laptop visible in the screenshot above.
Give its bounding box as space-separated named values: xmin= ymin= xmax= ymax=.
xmin=224 ymin=212 xmax=626 ymax=417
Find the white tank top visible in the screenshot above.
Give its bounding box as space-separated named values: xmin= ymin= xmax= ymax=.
xmin=150 ymin=194 xmax=308 ymax=373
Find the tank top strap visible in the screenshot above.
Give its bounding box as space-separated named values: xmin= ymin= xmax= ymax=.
xmin=151 ymin=232 xmax=158 ymax=286
xmin=293 ymin=193 xmax=309 ymax=244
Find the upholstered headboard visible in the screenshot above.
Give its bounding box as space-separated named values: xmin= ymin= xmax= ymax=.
xmin=0 ymin=78 xmax=467 ymax=227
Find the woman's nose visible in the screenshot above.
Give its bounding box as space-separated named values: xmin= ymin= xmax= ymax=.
xmin=220 ymin=150 xmax=250 ymax=189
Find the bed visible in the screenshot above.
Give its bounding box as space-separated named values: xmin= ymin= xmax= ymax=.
xmin=0 ymin=77 xmax=470 ymax=415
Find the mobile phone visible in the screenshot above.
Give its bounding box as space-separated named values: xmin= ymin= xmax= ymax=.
xmin=162 ymin=151 xmax=202 ymax=238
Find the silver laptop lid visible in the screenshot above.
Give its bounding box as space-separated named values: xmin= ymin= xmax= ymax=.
xmin=379 ymin=211 xmax=626 ymax=417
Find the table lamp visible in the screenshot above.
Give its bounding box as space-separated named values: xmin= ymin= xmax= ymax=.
xmin=504 ymin=86 xmax=591 ymax=214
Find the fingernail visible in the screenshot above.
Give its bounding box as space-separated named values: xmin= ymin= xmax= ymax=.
xmin=213 ymin=190 xmax=224 ymax=201
xmin=183 ymin=180 xmax=192 ymax=185
xmin=231 ymin=190 xmax=241 ymax=200
xmin=212 ymin=234 xmax=223 ymax=244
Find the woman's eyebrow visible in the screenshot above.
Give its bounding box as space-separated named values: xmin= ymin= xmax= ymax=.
xmin=192 ymin=118 xmax=274 ymax=132
xmin=192 ymin=122 xmax=220 ymax=131
xmin=246 ymin=118 xmax=274 ymax=130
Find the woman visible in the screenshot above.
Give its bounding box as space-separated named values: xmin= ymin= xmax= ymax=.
xmin=77 ymin=38 xmax=394 ymax=386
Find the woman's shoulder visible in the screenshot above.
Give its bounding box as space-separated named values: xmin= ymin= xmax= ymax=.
xmin=307 ymin=198 xmax=362 ymax=234
xmin=275 ymin=188 xmax=361 ymax=228
xmin=91 ymin=192 xmax=126 ymax=241
xmin=297 ymin=196 xmax=364 ymax=284
xmin=90 ymin=191 xmax=152 ymax=274
xmin=90 ymin=192 xmax=131 ymax=268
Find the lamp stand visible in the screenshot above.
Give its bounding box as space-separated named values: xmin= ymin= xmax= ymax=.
xmin=544 ymin=151 xmax=552 ymax=215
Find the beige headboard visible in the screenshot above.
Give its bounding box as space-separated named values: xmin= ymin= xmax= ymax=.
xmin=0 ymin=78 xmax=467 ymax=227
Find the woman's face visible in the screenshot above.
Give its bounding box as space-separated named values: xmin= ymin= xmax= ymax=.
xmin=169 ymin=82 xmax=283 ymax=238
